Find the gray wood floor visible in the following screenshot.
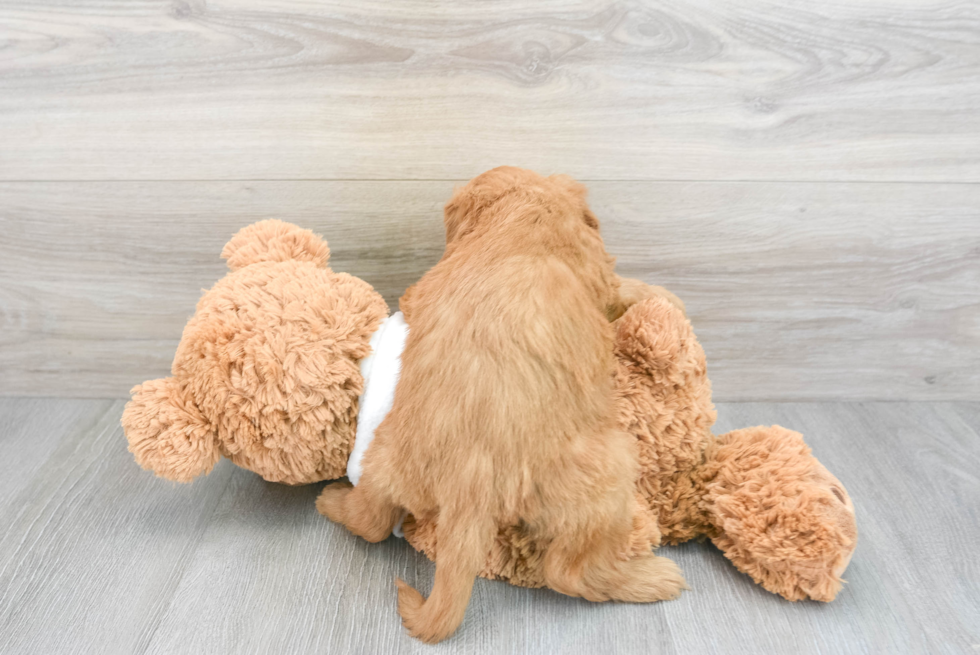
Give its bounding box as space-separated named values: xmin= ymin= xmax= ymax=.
xmin=1 ymin=398 xmax=977 ymax=654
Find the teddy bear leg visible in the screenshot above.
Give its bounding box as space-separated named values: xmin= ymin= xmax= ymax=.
xmin=702 ymin=426 xmax=858 ymax=602
xmin=317 ymin=475 xmax=403 ymax=543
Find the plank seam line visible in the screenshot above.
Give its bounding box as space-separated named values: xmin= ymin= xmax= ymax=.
xmin=2 ymin=179 xmax=980 ymax=185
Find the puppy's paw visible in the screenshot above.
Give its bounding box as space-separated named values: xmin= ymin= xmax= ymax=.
xmin=615 ymin=553 xmax=688 ymax=603
xmin=316 ymin=481 xmax=353 ymax=524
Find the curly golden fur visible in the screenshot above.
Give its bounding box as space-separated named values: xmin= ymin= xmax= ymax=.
xmin=405 ymin=293 xmax=857 ymax=603
xmin=119 ymin=204 xmax=856 ymax=629
xmin=317 ymin=167 xmax=686 ymax=643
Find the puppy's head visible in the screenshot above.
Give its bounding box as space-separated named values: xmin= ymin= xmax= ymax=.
xmin=444 ymin=166 xmax=619 ymax=315
xmin=444 ymin=166 xmax=600 ymax=242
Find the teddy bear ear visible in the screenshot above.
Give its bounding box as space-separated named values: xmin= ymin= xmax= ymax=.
xmin=121 ymin=377 xmax=220 ymax=483
xmin=614 ymin=297 xmax=691 ymax=374
xmin=221 ymin=219 xmax=330 ymax=271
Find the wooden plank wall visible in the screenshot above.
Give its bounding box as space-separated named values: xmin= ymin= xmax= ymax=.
xmin=1 ymin=0 xmax=978 ymax=400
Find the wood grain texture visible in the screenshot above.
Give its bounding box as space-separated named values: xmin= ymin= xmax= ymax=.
xmin=0 ymin=0 xmax=978 ymax=181
xmin=949 ymin=401 xmax=980 ymax=434
xmin=598 ymin=182 xmax=980 ymax=401
xmin=1 ymin=180 xmax=977 ymax=400
xmin=0 ymin=399 xmax=977 ymax=654
xmin=0 ymin=397 xmax=112 ymax=510
xmin=0 ymin=399 xmax=236 ymax=654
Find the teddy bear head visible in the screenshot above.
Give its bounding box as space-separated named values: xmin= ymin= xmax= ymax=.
xmin=121 ymin=220 xmax=388 ymax=484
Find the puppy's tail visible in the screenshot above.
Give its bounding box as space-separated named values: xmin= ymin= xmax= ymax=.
xmin=395 ymin=507 xmax=495 ymax=643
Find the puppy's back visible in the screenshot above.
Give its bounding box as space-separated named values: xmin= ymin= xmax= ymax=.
xmin=395 ymin=248 xmax=616 ymax=495
xmin=370 ymin=168 xmax=658 ymax=643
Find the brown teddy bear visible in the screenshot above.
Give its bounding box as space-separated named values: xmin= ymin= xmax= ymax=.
xmin=121 ymin=219 xmax=856 ymax=603
xmin=122 ymin=219 xmax=388 ymax=484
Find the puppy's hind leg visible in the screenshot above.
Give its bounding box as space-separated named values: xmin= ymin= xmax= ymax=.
xmin=543 ymin=486 xmax=687 ymax=603
xmin=317 ymin=472 xmax=402 ymax=543
xmin=582 ymin=549 xmax=687 ymax=603
xmin=396 ymin=505 xmax=495 ymax=643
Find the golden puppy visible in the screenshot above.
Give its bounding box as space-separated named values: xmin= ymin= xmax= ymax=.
xmin=318 ymin=167 xmax=686 ymax=642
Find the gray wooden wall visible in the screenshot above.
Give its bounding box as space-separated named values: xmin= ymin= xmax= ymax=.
xmin=1 ymin=0 xmax=978 ymax=401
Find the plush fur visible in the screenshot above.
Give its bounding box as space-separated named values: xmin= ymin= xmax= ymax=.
xmin=121 ymin=187 xmax=857 ymax=642
xmin=121 ymin=220 xmax=388 ymax=484
xmin=404 ymin=292 xmax=857 ymax=603
xmin=317 ymin=167 xmax=686 ymax=643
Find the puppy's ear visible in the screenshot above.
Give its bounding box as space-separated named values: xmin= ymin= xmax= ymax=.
xmin=443 ymin=185 xmax=480 ymax=243
xmin=582 ymin=208 xmax=600 ymax=230
xmin=549 ymin=174 xmax=599 ymax=230
xmin=444 ymin=166 xmax=528 ymax=243
xmin=443 ymin=179 xmax=498 ymax=243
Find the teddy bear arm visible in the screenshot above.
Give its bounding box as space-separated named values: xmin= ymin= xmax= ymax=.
xmin=121 ymin=377 xmax=221 ymax=483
